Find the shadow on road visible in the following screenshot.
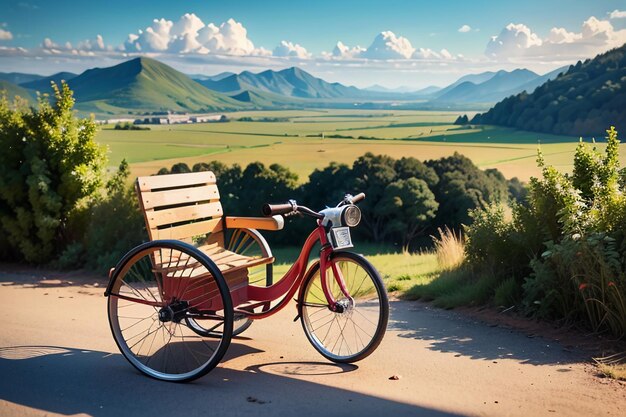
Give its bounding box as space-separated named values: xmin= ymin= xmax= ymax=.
xmin=388 ymin=301 xmax=584 ymax=366
xmin=0 ymin=344 xmax=467 ymax=417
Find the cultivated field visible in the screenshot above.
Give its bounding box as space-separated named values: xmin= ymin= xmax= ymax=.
xmin=95 ymin=109 xmax=621 ymax=182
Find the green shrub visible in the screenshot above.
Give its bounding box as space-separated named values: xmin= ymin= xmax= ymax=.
xmin=493 ymin=277 xmax=520 ymax=307
xmin=83 ymin=160 xmax=146 ymax=272
xmin=460 ymin=126 xmax=626 ymax=338
xmin=0 ymin=82 xmax=106 ymax=263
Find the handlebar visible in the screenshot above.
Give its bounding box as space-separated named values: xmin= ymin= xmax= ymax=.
xmin=262 ymin=201 xmax=295 ymax=216
xmin=262 ymin=193 xmax=365 ymax=219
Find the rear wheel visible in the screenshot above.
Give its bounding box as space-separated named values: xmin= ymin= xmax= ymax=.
xmin=184 ymin=228 xmax=270 ymax=337
xmin=299 ymin=252 xmax=389 ymax=363
xmin=107 ymin=240 xmax=233 ymax=382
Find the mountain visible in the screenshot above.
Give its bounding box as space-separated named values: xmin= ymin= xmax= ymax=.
xmin=432 ymin=71 xmax=497 ymax=99
xmin=60 ymin=57 xmax=244 ymax=113
xmin=0 ymin=72 xmax=44 ymax=85
xmin=21 ymin=72 xmax=78 ymax=92
xmin=365 ymin=84 xmax=428 ymax=94
xmin=0 ymin=80 xmax=34 ymax=103
xmin=412 ymin=85 xmax=442 ymax=96
xmin=435 ymin=69 xmax=539 ymax=103
xmin=472 ymin=44 xmax=626 ymax=136
xmin=197 ymin=67 xmax=369 ymax=99
xmin=512 ymin=65 xmax=569 ymax=96
xmin=187 ymin=71 xmax=235 ymax=82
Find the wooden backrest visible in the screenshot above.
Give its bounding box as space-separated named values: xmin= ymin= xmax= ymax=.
xmin=135 ymin=171 xmax=224 ymax=245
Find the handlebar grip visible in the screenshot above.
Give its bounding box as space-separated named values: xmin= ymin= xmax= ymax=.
xmin=351 ymin=192 xmax=366 ymax=204
xmin=262 ymin=203 xmax=294 ymax=216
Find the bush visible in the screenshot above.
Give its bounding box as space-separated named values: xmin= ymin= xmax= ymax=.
xmin=0 ymin=83 xmax=106 ymax=263
xmin=459 ymin=126 xmax=626 ymax=338
xmin=83 ymin=160 xmax=146 ymax=272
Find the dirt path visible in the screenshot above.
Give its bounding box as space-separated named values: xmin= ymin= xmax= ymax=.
xmin=0 ymin=269 xmax=624 ymax=417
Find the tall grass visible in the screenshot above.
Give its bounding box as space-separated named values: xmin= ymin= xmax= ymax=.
xmin=431 ymin=227 xmax=465 ymax=271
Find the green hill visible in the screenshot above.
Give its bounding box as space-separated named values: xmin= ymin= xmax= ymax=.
xmin=63 ymin=57 xmax=245 ymax=114
xmin=0 ymin=80 xmax=34 ymax=103
xmin=472 ymin=44 xmax=626 ymax=136
xmin=21 ymin=72 xmax=77 ymax=92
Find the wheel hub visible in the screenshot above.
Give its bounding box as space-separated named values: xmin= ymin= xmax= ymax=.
xmin=334 ymin=298 xmax=355 ymax=316
xmin=158 ymin=300 xmax=189 ymax=323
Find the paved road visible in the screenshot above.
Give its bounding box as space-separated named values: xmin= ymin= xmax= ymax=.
xmin=0 ymin=270 xmax=624 ymax=417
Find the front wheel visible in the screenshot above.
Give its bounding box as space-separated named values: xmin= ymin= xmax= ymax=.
xmin=299 ymin=252 xmax=389 ymax=363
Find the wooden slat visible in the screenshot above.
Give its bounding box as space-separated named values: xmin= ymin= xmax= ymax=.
xmin=224 ymin=215 xmax=284 ymax=231
xmin=147 ymin=201 xmax=223 ymax=228
xmin=137 ymin=171 xmax=216 ymax=191
xmin=141 ymin=185 xmax=220 ymax=210
xmin=154 ymin=217 xmax=223 ymax=240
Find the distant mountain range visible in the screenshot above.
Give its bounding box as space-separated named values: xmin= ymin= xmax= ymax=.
xmin=0 ymin=55 xmax=588 ymax=115
xmin=195 ymin=67 xmax=370 ymax=101
xmin=431 ymin=67 xmax=568 ymax=103
xmin=471 ymin=44 xmax=626 ymax=136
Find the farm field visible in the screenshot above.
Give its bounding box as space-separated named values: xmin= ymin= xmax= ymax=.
xmin=95 ymin=109 xmax=620 ymax=182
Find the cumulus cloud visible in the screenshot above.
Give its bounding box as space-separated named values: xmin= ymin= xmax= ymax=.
xmin=486 ymin=23 xmax=542 ymax=58
xmin=41 ymin=34 xmax=112 ymax=55
xmin=0 ymin=28 xmax=12 ymax=41
xmin=486 ymin=17 xmax=626 ymax=60
xmin=609 ymin=10 xmax=626 ymax=19
xmin=458 ymin=25 xmax=472 ymax=33
xmin=273 ymin=40 xmax=311 ymax=59
xmin=327 ymin=33 xmax=459 ymax=61
xmin=331 ymin=41 xmax=365 ymax=58
xmin=547 ymin=27 xmax=581 ymax=43
xmin=361 ymin=31 xmax=415 ymax=59
xmin=123 ymin=14 xmax=266 ymax=56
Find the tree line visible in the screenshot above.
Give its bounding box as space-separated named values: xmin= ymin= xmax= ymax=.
xmin=157 ymin=152 xmax=524 ymax=251
xmin=471 ymin=43 xmax=626 ymax=136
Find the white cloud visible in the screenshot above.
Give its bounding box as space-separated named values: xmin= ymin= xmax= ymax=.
xmin=331 ymin=41 xmax=365 ymax=58
xmin=458 ymin=25 xmax=472 ymax=33
xmin=0 ymin=28 xmax=13 ymax=41
xmin=547 ymin=27 xmax=581 ymax=43
xmin=273 ymin=40 xmax=311 ymax=59
xmin=361 ymin=31 xmax=415 ymax=59
xmin=486 ymin=23 xmax=542 ymax=58
xmin=412 ymin=47 xmax=458 ymax=60
xmin=123 ymin=15 xmax=266 ymax=56
xmin=198 ymin=19 xmax=258 ymax=55
xmin=486 ymin=17 xmax=626 ymax=61
xmin=42 ymin=34 xmax=112 ymax=55
xmin=609 ymin=10 xmax=626 ymax=19
xmin=77 ymin=35 xmax=109 ymax=51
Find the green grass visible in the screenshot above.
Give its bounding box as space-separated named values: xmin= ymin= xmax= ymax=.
xmin=266 ymin=243 xmax=440 ymax=294
xmin=95 ymin=109 xmax=610 ymax=183
xmin=404 ymin=268 xmax=498 ymax=308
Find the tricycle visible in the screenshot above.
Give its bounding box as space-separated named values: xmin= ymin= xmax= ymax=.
xmin=104 ymin=171 xmax=389 ymax=382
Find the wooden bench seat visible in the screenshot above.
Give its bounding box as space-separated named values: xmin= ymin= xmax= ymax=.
xmin=135 ymin=171 xmax=279 ymax=293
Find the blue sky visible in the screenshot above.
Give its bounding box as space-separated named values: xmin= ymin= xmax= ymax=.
xmin=1 ymin=1 xmax=625 ymax=87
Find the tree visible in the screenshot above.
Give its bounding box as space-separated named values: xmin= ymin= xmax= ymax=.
xmin=376 ymin=178 xmax=438 ymax=251
xmin=351 ymin=153 xmax=397 ymax=241
xmin=427 ymin=152 xmax=508 ymax=228
xmin=0 ymin=82 xmax=106 ymax=263
xmin=454 ymin=115 xmax=469 ymax=125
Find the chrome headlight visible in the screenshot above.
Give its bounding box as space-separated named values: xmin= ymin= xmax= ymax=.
xmin=319 ymin=205 xmax=362 ymax=228
xmin=342 ymin=205 xmax=361 ymax=227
